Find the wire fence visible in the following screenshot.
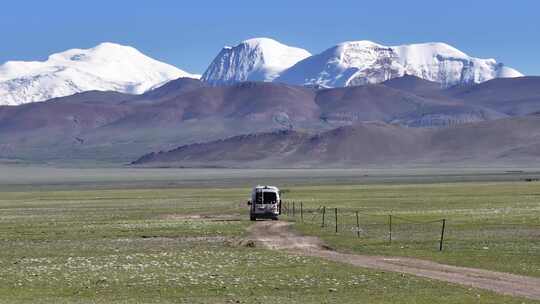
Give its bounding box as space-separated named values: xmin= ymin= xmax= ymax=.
xmin=280 ymin=201 xmax=540 ymax=252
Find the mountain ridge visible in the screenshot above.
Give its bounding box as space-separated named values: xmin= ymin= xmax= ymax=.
xmin=276 ymin=40 xmax=522 ymax=88
xmin=1 ymin=75 xmax=537 ymax=164
xmin=0 ymin=38 xmax=525 ymax=105
xmin=0 ymin=42 xmax=198 ymax=105
xmin=132 ymin=114 xmax=540 ymax=168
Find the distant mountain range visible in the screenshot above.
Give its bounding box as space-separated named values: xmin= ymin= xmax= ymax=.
xmin=0 ymin=38 xmax=536 ymax=167
xmin=1 ymin=75 xmax=539 ymax=165
xmin=0 ymin=38 xmax=523 ymax=106
xmin=204 ymin=39 xmax=522 ymax=89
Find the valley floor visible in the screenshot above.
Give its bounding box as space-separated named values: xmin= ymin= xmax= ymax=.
xmin=0 ymin=167 xmax=538 ymax=303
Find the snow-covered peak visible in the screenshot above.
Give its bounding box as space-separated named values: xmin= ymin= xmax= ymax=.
xmin=201 ymin=37 xmax=311 ymax=85
xmin=46 ymin=42 xmax=141 ymax=63
xmin=0 ymin=42 xmax=198 ymax=105
xmin=276 ymin=41 xmax=523 ymax=88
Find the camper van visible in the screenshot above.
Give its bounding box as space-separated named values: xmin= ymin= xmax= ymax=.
xmin=248 ymin=186 xmax=281 ymax=221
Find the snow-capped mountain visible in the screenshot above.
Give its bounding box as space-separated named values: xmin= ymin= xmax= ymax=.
xmin=0 ymin=42 xmax=198 ymax=105
xmin=276 ymin=41 xmax=523 ymax=88
xmin=0 ymin=39 xmax=525 ymax=105
xmin=201 ymin=38 xmax=311 ymax=85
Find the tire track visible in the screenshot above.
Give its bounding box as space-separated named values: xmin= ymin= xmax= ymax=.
xmin=248 ymin=220 xmax=540 ymax=300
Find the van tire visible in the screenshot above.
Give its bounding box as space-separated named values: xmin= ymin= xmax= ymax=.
xmin=250 ymin=215 xmax=256 ymax=221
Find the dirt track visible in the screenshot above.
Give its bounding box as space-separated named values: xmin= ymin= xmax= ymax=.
xmin=249 ymin=220 xmax=540 ymax=300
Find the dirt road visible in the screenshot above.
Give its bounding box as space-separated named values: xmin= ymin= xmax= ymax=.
xmin=248 ymin=220 xmax=540 ymax=300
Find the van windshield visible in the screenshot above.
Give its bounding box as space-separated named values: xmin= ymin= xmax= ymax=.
xmin=263 ymin=192 xmax=277 ymax=204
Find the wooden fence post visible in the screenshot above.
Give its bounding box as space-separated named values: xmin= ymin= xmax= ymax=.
xmin=300 ymin=202 xmax=303 ymax=223
xmin=334 ymin=208 xmax=338 ymax=233
xmin=292 ymin=201 xmax=295 ymax=218
xmin=439 ymin=219 xmax=446 ymax=251
xmin=321 ymin=206 xmax=326 ymax=227
xmin=356 ymin=211 xmax=360 ymax=238
xmin=389 ymin=215 xmax=392 ymax=244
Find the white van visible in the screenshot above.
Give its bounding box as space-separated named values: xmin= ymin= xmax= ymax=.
xmin=248 ymin=185 xmax=281 ymax=221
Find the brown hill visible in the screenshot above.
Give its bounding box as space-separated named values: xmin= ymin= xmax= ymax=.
xmin=132 ymin=114 xmax=540 ymax=168
xmin=446 ymin=76 xmax=540 ymax=115
xmin=1 ymin=76 xmax=539 ymax=164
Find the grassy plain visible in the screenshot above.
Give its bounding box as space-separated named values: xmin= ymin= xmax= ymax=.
xmin=0 ymin=167 xmax=538 ymax=303
xmin=286 ymin=182 xmax=540 ymax=277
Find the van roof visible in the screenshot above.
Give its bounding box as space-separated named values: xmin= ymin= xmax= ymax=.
xmin=254 ymin=185 xmax=279 ymax=191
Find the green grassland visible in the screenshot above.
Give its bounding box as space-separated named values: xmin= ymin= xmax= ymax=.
xmin=285 ymin=182 xmax=540 ymax=277
xmin=0 ymin=168 xmax=539 ymax=303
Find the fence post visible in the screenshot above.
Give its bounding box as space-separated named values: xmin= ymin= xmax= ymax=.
xmin=334 ymin=208 xmax=338 ymax=233
xmin=321 ymin=206 xmax=326 ymax=227
xmin=389 ymin=215 xmax=392 ymax=244
xmin=292 ymin=201 xmax=295 ymax=218
xmin=300 ymin=202 xmax=303 ymax=223
xmin=439 ymin=219 xmax=446 ymax=251
xmin=289 ymin=201 xmax=291 ymax=216
xmin=356 ymin=211 xmax=360 ymax=238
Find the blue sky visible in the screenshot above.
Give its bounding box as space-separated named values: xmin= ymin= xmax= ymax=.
xmin=1 ymin=0 xmax=539 ymax=75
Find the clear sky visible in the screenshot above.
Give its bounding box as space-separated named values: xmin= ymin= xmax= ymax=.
xmin=1 ymin=0 xmax=538 ymax=75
